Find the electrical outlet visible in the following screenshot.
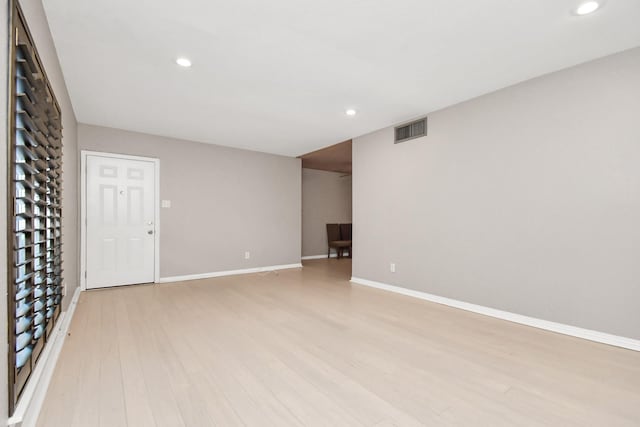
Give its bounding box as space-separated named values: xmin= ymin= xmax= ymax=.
xmin=390 ymin=263 xmax=396 ymax=273
xmin=244 ymin=251 xmax=251 ymax=260
xmin=62 ymin=285 xmax=67 ymax=296
xmin=161 ymin=200 xmax=171 ymax=208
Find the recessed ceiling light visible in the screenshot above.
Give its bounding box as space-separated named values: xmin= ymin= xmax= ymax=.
xmin=176 ymin=57 xmax=192 ymax=68
xmin=345 ymin=109 xmax=357 ymax=116
xmin=575 ymin=1 xmax=600 ymax=15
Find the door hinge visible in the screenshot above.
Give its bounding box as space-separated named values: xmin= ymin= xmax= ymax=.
xmin=84 ymin=271 xmax=87 ymax=279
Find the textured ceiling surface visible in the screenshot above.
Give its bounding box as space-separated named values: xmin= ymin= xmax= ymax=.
xmin=43 ymin=0 xmax=640 ymax=156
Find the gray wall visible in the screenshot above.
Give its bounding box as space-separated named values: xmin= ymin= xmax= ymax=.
xmin=78 ymin=124 xmax=302 ymax=278
xmin=302 ymin=168 xmax=352 ymax=257
xmin=352 ymin=47 xmax=640 ymax=341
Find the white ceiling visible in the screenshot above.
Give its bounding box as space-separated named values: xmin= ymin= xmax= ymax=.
xmin=43 ymin=0 xmax=640 ymax=157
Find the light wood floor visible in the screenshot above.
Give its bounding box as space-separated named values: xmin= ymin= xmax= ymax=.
xmin=38 ymin=259 xmax=640 ymax=426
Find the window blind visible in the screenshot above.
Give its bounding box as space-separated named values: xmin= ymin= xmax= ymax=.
xmin=8 ymin=2 xmax=64 ymax=414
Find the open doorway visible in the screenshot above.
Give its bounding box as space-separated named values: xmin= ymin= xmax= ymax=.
xmin=299 ymin=140 xmax=352 ymax=278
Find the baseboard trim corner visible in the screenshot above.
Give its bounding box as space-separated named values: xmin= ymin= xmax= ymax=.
xmin=159 ymin=263 xmax=303 ymax=283
xmin=350 ymin=276 xmax=640 ymax=352
xmin=9 ymin=286 xmax=82 ymax=427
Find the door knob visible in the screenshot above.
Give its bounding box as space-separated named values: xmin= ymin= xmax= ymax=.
xmin=147 ymin=230 xmax=153 ymax=235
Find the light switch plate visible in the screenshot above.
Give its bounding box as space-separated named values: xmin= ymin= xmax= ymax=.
xmin=161 ymin=200 xmax=171 ymax=208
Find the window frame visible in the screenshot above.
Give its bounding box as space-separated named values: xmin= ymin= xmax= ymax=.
xmin=7 ymin=0 xmax=64 ymax=415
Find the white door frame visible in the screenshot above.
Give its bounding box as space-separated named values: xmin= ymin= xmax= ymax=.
xmin=80 ymin=150 xmax=161 ymax=290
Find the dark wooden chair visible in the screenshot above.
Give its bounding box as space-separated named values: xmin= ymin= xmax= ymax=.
xmin=327 ymin=223 xmax=351 ymax=259
xmin=339 ymin=223 xmax=352 ymax=258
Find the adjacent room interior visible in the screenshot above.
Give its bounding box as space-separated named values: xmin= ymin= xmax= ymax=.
xmin=300 ymin=139 xmax=352 ymax=263
xmin=2 ymin=0 xmax=640 ymax=426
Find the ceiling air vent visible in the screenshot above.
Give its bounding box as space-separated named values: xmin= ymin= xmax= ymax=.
xmin=395 ymin=117 xmax=427 ymax=144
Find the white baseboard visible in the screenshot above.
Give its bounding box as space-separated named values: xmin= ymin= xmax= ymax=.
xmin=9 ymin=286 xmax=82 ymax=427
xmin=350 ymin=277 xmax=640 ymax=352
xmin=302 ymin=250 xmax=351 ymax=260
xmin=158 ymin=263 xmax=303 ymax=283
xmin=302 ymin=254 xmax=337 ymax=260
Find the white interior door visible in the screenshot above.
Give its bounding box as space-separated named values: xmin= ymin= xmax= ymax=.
xmin=86 ymin=155 xmax=156 ymax=289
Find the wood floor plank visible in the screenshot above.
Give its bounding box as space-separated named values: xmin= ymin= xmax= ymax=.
xmin=127 ymin=286 xmax=187 ymax=427
xmin=37 ymin=260 xmax=640 ymax=426
xmin=98 ymin=290 xmax=128 ymax=427
xmin=114 ymin=289 xmax=156 ymax=427
xmin=36 ymin=292 xmax=91 ymax=427
xmin=68 ymin=291 xmax=103 ymax=427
